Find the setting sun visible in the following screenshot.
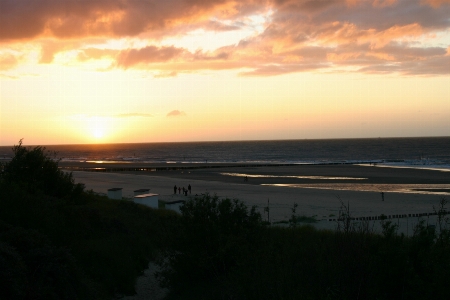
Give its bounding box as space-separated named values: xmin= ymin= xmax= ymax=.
xmin=93 ymin=128 xmax=104 ymax=139
xmin=74 ymin=115 xmax=115 ymax=142
xmin=91 ymin=117 xmax=108 ymax=139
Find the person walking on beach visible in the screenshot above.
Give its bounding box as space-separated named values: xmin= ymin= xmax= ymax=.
xmin=174 ymin=185 xmax=177 ymax=194
xmin=178 ymin=187 xmax=181 ymax=194
xmin=188 ymin=184 xmax=191 ymax=194
xmin=381 ymin=192 xmax=385 ymax=201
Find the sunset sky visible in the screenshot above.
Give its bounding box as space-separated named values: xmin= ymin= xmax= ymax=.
xmin=1 ymin=0 xmax=449 ymax=145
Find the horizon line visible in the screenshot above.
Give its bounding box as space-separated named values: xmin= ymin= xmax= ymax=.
xmin=1 ymin=135 xmax=449 ymax=148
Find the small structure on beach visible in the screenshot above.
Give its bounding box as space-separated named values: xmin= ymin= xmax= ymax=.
xmin=134 ymin=189 xmax=150 ymax=196
xmin=133 ymin=193 xmax=159 ymax=209
xmin=107 ymin=188 xmax=123 ymax=200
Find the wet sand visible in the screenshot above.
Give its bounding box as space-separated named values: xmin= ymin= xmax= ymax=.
xmin=70 ymin=163 xmax=450 ymax=228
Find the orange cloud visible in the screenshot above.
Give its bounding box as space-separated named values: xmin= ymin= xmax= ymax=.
xmin=1 ymin=0 xmax=449 ymax=77
xmin=0 ymin=53 xmax=20 ymax=70
xmin=116 ymin=46 xmax=186 ymax=68
xmin=0 ymin=0 xmax=258 ymax=41
xmin=167 ymin=110 xmax=187 ymax=117
xmin=77 ymin=48 xmax=118 ymax=62
xmin=327 ymin=52 xmax=361 ymax=61
xmin=365 ymin=52 xmax=395 ymax=61
xmin=369 ymin=23 xmax=423 ymax=49
xmin=422 ymin=0 xmax=450 ymax=7
xmin=372 ymin=0 xmax=397 ymax=7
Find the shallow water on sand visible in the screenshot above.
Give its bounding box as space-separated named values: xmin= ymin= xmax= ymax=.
xmin=262 ymin=183 xmax=450 ymax=196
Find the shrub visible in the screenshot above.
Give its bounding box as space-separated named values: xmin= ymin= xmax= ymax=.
xmin=157 ymin=193 xmax=263 ymax=298
xmin=0 ymin=221 xmax=90 ymax=300
xmin=1 ymin=140 xmax=83 ymax=198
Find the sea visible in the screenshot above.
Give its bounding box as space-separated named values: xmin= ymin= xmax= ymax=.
xmin=1 ymin=137 xmax=450 ymax=169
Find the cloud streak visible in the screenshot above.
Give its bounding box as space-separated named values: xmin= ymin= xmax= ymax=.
xmin=116 ymin=113 xmax=153 ymax=118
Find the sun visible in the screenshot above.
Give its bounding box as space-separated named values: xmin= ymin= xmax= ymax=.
xmin=89 ymin=116 xmax=111 ymax=140
xmin=93 ymin=127 xmax=105 ymax=139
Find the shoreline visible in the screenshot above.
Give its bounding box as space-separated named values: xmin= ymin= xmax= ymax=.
xmin=69 ymin=162 xmax=450 ymax=235
xmin=63 ymin=162 xmax=450 ymax=183
xmin=72 ymin=170 xmax=446 ymax=235
xmin=71 ymin=163 xmax=450 ymax=227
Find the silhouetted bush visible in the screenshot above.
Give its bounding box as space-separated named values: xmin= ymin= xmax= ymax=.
xmin=1 ymin=140 xmax=83 ymax=198
xmin=0 ymin=141 xmax=181 ymax=299
xmin=158 ymin=196 xmax=450 ymax=300
xmin=158 ymin=193 xmax=263 ymax=298
xmin=0 ymin=221 xmax=89 ymax=300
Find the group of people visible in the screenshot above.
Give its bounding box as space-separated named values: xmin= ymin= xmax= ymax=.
xmin=174 ymin=184 xmax=191 ymax=196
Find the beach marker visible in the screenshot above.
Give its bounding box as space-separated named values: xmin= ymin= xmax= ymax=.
xmin=107 ymin=188 xmax=123 ymax=200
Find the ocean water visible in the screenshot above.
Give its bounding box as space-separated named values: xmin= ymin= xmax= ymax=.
xmin=1 ymin=137 xmax=450 ymax=167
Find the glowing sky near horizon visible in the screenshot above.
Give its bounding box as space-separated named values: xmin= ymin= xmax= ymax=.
xmin=1 ymin=0 xmax=449 ymax=145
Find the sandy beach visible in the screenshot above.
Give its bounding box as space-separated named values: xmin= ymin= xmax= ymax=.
xmin=71 ymin=163 xmax=449 ymax=299
xmin=70 ymin=163 xmax=450 ymax=232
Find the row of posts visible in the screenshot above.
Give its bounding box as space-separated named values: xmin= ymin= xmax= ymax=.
xmin=330 ymin=211 xmax=445 ymax=222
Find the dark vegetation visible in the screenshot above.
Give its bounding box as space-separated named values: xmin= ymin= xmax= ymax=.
xmin=0 ymin=141 xmax=179 ymax=299
xmin=158 ymin=195 xmax=450 ymax=300
xmin=1 ymin=141 xmax=450 ymax=299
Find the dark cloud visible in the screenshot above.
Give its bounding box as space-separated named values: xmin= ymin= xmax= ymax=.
xmin=1 ymin=0 xmax=448 ymax=41
xmin=116 ymin=46 xmax=186 ymax=68
xmin=424 ymin=0 xmax=450 ymax=8
xmin=363 ymin=55 xmax=450 ymax=75
xmin=0 ymin=0 xmax=259 ymax=40
xmin=193 ymin=50 xmax=229 ymax=60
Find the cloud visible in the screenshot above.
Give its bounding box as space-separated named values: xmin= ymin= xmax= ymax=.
xmin=116 ymin=113 xmax=153 ymax=118
xmin=70 ymin=113 xmax=153 ymax=119
xmin=77 ymin=47 xmax=118 ymax=62
xmin=372 ymin=0 xmax=398 ymax=7
xmin=154 ymin=71 xmax=178 ymax=78
xmin=167 ymin=110 xmax=187 ymax=117
xmin=40 ymin=40 xmax=84 ymax=63
xmin=240 ymin=62 xmax=331 ymax=76
xmin=423 ymin=0 xmax=450 ymax=7
xmin=0 ymin=53 xmax=20 ymax=70
xmin=112 ymin=45 xmax=231 ymax=69
xmin=1 ymin=0 xmax=449 ymax=76
xmin=116 ymin=46 xmax=186 ymax=68
xmin=0 ymin=0 xmax=257 ymax=40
